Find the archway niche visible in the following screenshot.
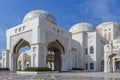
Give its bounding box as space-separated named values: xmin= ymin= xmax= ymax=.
xmin=101 ymin=60 xmax=104 ymax=71
xmin=12 ymin=39 xmax=31 ymax=71
xmin=46 ymin=40 xmax=64 ymax=71
xmin=116 ymin=61 xmax=120 ymax=70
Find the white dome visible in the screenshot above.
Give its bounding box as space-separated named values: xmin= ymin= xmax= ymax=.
xmin=113 ymin=39 xmax=120 ymax=43
xmin=23 ymin=10 xmax=57 ymax=24
xmin=69 ymin=22 xmax=94 ymax=33
xmin=97 ymin=22 xmax=119 ymax=28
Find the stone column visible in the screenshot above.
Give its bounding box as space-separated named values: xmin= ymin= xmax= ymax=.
xmin=30 ymin=47 xmax=36 ymax=67
xmin=17 ymin=62 xmax=19 ymax=70
xmin=113 ymin=58 xmax=115 ymax=72
xmin=108 ymin=58 xmax=111 ymax=72
xmin=9 ymin=53 xmax=12 ymax=71
xmin=31 ymin=53 xmax=34 ymax=67
xmin=104 ymin=59 xmax=108 ymax=72
xmin=2 ymin=50 xmax=9 ymax=68
xmin=61 ymin=53 xmax=66 ymax=71
xmin=21 ymin=57 xmax=24 ymax=70
xmin=33 ymin=54 xmax=36 ymax=67
xmin=35 ymin=45 xmax=40 ymax=67
xmin=39 ymin=46 xmax=46 ymax=67
xmin=43 ymin=50 xmax=47 ymax=67
xmin=11 ymin=53 xmax=17 ymax=71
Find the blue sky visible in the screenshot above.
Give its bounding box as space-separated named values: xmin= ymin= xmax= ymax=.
xmin=0 ymin=0 xmax=120 ymax=55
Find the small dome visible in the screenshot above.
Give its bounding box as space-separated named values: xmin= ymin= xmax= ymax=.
xmin=113 ymin=39 xmax=120 ymax=43
xmin=23 ymin=10 xmax=57 ymax=24
xmin=69 ymin=22 xmax=94 ymax=33
xmin=97 ymin=22 xmax=119 ymax=28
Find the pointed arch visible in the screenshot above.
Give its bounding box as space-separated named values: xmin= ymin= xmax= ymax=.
xmin=47 ymin=40 xmax=65 ymax=54
xmin=47 ymin=39 xmax=64 ymax=71
xmin=13 ymin=38 xmax=30 ymax=53
xmin=55 ymin=40 xmax=65 ymax=54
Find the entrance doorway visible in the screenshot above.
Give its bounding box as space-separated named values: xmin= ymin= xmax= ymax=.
xmin=116 ymin=61 xmax=120 ymax=70
xmin=46 ymin=40 xmax=64 ymax=71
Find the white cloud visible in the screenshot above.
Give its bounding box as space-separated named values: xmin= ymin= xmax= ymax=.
xmin=76 ymin=0 xmax=119 ymax=21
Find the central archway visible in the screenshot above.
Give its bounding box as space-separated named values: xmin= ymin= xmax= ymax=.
xmin=12 ymin=39 xmax=31 ymax=71
xmin=13 ymin=39 xmax=30 ymax=53
xmin=46 ymin=40 xmax=64 ymax=71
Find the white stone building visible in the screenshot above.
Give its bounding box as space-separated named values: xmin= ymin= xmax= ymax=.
xmin=17 ymin=50 xmax=31 ymax=71
xmin=104 ymin=36 xmax=120 ymax=72
xmin=70 ymin=23 xmax=108 ymax=71
xmin=96 ymin=22 xmax=120 ymax=73
xmin=96 ymin=22 xmax=119 ymax=41
xmin=1 ymin=9 xmax=120 ymax=72
xmin=2 ymin=10 xmax=73 ymax=71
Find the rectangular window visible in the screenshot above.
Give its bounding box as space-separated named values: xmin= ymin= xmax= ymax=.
xmin=108 ymin=33 xmax=111 ymax=41
xmin=15 ymin=29 xmax=17 ymax=33
xmin=90 ymin=63 xmax=94 ymax=70
xmin=85 ymin=48 xmax=88 ymax=54
xmin=19 ymin=27 xmax=21 ymax=32
xmin=33 ymin=47 xmax=36 ymax=52
xmin=90 ymin=46 xmax=94 ymax=54
xmin=23 ymin=26 xmax=25 ymax=30
xmin=86 ymin=63 xmax=88 ymax=70
xmin=104 ymin=29 xmax=107 ymax=31
xmin=57 ymin=29 xmax=60 ymax=33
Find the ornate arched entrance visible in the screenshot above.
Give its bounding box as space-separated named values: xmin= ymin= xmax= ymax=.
xmin=12 ymin=39 xmax=31 ymax=71
xmin=46 ymin=40 xmax=64 ymax=71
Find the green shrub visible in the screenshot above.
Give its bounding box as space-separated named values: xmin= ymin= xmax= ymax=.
xmin=24 ymin=67 xmax=51 ymax=71
xmin=72 ymin=67 xmax=84 ymax=70
xmin=0 ymin=68 xmax=9 ymax=71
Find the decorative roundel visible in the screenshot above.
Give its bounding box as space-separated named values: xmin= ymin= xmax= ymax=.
xmin=40 ymin=11 xmax=49 ymax=17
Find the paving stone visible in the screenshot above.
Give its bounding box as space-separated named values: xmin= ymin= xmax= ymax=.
xmin=0 ymin=71 xmax=120 ymax=80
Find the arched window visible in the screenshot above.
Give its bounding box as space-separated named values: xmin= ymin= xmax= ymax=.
xmin=23 ymin=26 xmax=25 ymax=30
xmin=15 ymin=29 xmax=17 ymax=33
xmin=90 ymin=46 xmax=94 ymax=54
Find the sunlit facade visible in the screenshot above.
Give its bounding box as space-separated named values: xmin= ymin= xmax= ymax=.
xmin=1 ymin=10 xmax=120 ymax=72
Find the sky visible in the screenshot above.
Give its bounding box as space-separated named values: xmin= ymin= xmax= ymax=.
xmin=0 ymin=0 xmax=120 ymax=56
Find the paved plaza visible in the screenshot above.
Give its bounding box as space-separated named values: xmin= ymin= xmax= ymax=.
xmin=0 ymin=71 xmax=120 ymax=80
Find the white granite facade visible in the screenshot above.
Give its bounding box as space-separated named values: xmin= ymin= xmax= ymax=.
xmin=1 ymin=9 xmax=120 ymax=72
